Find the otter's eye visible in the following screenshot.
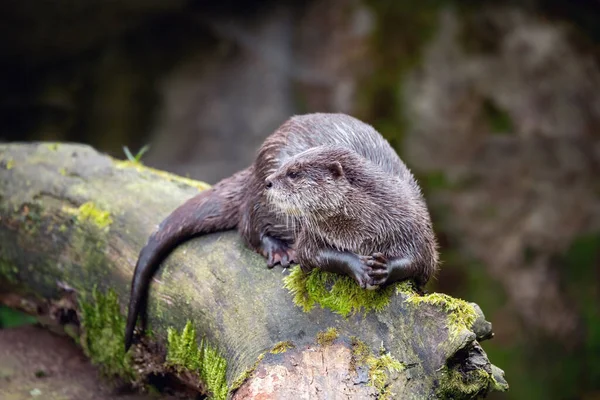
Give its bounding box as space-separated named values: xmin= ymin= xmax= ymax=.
xmin=287 ymin=171 xmax=299 ymax=179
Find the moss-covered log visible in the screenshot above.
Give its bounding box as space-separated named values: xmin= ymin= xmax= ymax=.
xmin=0 ymin=143 xmax=508 ymax=399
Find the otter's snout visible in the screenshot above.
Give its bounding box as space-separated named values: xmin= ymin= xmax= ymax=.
xmin=265 ymin=174 xmax=275 ymax=189
xmin=265 ymin=180 xmax=273 ymax=189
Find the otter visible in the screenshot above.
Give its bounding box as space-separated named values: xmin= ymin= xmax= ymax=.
xmin=124 ymin=113 xmax=438 ymax=351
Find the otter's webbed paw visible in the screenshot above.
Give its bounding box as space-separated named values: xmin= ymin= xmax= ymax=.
xmin=359 ymin=252 xmax=390 ymax=287
xmin=260 ymin=236 xmax=296 ymax=268
xmin=349 ymin=260 xmax=373 ymax=289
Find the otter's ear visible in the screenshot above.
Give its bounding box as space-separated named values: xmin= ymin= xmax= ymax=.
xmin=328 ymin=161 xmax=344 ymax=179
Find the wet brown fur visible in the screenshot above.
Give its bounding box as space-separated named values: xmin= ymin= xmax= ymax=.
xmin=266 ymin=145 xmax=438 ymax=287
xmin=125 ymin=113 xmax=438 ymax=350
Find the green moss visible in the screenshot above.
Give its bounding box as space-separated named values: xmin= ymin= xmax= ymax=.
xmin=114 ymin=160 xmax=211 ymax=191
xmin=76 ymin=202 xmax=112 ymax=229
xmin=270 ymin=341 xmax=294 ymax=354
xmin=78 ymin=287 xmax=134 ymax=379
xmin=351 ymin=337 xmax=405 ymax=398
xmin=6 ymin=159 xmax=14 ymax=170
xmin=166 ymin=321 xmax=228 ymax=400
xmin=283 ymin=266 xmax=399 ymax=317
xmin=368 ymin=353 xmax=405 ymax=399
xmin=45 ymin=143 xmax=59 ymax=151
xmin=316 ymin=328 xmax=339 ymax=346
xmin=351 ymin=337 xmax=370 ymax=364
xmin=437 ymin=365 xmax=504 ymax=399
xmin=404 ymin=291 xmax=477 ymax=337
xmin=59 ymin=167 xmax=67 ymax=176
xmin=230 ymin=353 xmax=265 ymax=391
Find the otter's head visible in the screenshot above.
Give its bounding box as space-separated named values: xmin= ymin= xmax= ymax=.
xmin=265 ymin=147 xmax=352 ymax=219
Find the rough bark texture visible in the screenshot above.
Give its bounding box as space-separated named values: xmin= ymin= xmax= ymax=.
xmin=0 ymin=143 xmax=508 ymax=399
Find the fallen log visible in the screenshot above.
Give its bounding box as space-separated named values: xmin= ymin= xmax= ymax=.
xmin=0 ymin=142 xmax=508 ymax=399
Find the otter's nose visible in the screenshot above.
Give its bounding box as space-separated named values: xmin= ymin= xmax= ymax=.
xmin=265 ymin=173 xmax=277 ymax=189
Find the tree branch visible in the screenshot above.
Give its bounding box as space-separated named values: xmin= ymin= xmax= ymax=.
xmin=0 ymin=143 xmax=508 ymax=399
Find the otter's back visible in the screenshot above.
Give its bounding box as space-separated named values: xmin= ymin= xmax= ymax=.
xmin=277 ymin=113 xmax=413 ymax=183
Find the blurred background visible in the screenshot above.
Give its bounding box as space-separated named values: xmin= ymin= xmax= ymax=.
xmin=1 ymin=0 xmax=599 ymax=399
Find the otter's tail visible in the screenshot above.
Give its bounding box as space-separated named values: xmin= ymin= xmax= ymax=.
xmin=124 ymin=168 xmax=251 ymax=351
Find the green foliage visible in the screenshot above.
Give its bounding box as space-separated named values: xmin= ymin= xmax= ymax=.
xmin=123 ymin=144 xmax=151 ymax=164
xmin=0 ymin=305 xmax=37 ymax=328
xmin=77 ymin=201 xmax=113 ymax=229
xmin=78 ymin=287 xmax=134 ymax=379
xmin=166 ymin=321 xmax=228 ymax=400
xmin=283 ymin=266 xmax=399 ymax=317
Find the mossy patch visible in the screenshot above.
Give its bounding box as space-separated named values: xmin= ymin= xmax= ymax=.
xmin=403 ymin=291 xmax=477 ymax=338
xmin=114 ymin=160 xmax=211 ymax=192
xmin=351 ymin=337 xmax=405 ymax=398
xmin=166 ymin=320 xmax=228 ymax=400
xmin=5 ymin=159 xmax=14 ymax=170
xmin=78 ymin=287 xmax=134 ymax=379
xmin=270 ymin=341 xmax=294 ymax=354
xmin=437 ymin=365 xmax=505 ymax=399
xmin=316 ymin=328 xmax=339 ymax=346
xmin=230 ymin=353 xmax=265 ymax=391
xmin=283 ymin=266 xmax=401 ymax=317
xmin=76 ymin=202 xmax=112 ymax=229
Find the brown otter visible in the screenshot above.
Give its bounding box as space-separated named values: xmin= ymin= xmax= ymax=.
xmin=124 ymin=113 xmax=438 ymax=350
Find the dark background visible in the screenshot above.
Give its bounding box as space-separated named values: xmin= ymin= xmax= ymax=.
xmin=1 ymin=1 xmax=599 ymax=399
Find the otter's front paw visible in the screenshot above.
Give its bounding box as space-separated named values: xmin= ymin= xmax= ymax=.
xmin=360 ymin=252 xmax=390 ymax=287
xmin=260 ymin=236 xmax=296 ymax=268
xmin=348 ymin=260 xmax=373 ymax=289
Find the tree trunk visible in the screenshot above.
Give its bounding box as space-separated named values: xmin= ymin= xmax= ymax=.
xmin=0 ymin=143 xmax=508 ymax=399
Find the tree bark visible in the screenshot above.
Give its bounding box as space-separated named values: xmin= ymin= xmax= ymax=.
xmin=0 ymin=143 xmax=508 ymax=399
